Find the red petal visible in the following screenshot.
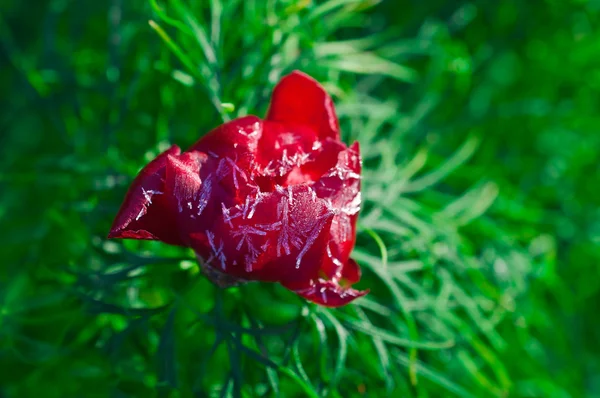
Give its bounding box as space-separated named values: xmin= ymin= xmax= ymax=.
xmin=340 ymin=258 xmax=361 ymax=285
xmin=266 ymin=71 xmax=340 ymax=141
xmin=260 ymin=186 xmax=335 ymax=285
xmin=320 ymin=241 xmax=363 ymax=284
xmin=286 ymin=138 xmax=346 ymax=185
xmin=165 ymin=152 xmax=205 ymax=214
xmin=288 ymin=279 xmax=368 ymax=307
xmin=191 ymin=116 xmax=266 ymax=200
xmin=191 ymin=185 xmax=334 ymax=285
xmin=190 ymin=115 xmax=262 ymax=158
xmin=314 ymin=142 xmax=362 ymax=262
xmin=108 ymin=145 xmax=184 ymax=245
xmin=163 ymin=151 xmax=224 ymax=245
xmin=252 ymin=123 xmax=316 ymax=191
xmin=256 ymin=121 xmax=317 ymax=171
xmin=313 ymin=141 xmax=361 ymax=199
xmin=188 ymin=189 xmax=283 ymax=279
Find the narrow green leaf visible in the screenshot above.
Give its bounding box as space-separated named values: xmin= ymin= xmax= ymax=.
xmin=319 ymin=310 xmax=348 ymax=387
xmin=279 ymin=368 xmax=320 ymax=398
xmin=396 ymin=351 xmax=476 ymax=398
xmin=354 ymin=306 xmax=393 ymax=390
xmin=148 ymin=20 xmax=198 ymax=79
xmin=81 ymin=295 xmax=170 ymax=317
xmin=308 ymin=0 xmax=378 ymax=21
xmin=402 ymin=135 xmax=480 ymax=193
xmin=156 ymin=307 xmax=178 ymax=391
xmin=322 ymin=53 xmax=417 ymax=82
xmin=340 ymin=315 xmax=454 ymax=350
xmin=360 ymin=227 xmax=388 ymax=269
xmin=149 ymin=0 xmax=193 ymax=36
xmin=292 ymin=340 xmax=311 ymax=386
xmin=171 ymin=69 xmax=195 ymax=86
xmin=232 ymin=337 xmax=280 ymax=369
xmin=210 ymin=0 xmax=223 ymax=49
xmin=310 ymin=313 xmax=331 ymax=384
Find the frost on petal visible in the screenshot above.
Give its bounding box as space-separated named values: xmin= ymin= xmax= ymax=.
xmin=286 ymin=279 xmax=368 ymax=308
xmin=165 ymin=152 xmax=205 ymax=214
xmin=190 ymin=116 xmax=261 ymax=199
xmin=286 ymin=138 xmax=347 ymax=185
xmin=312 ymin=141 xmax=362 ymax=263
xmin=314 ymin=141 xmax=361 ymax=200
xmin=206 ymin=229 xmax=227 ymax=270
xmin=195 ymin=192 xmax=281 ymax=281
xmin=263 ymin=185 xmax=335 ymax=284
xmin=257 ymin=121 xmax=315 ymax=172
xmin=214 ymin=156 xmax=253 ymax=199
xmin=190 ymin=115 xmax=263 ymax=159
xmin=108 ymin=145 xmax=184 ymax=245
xmin=163 ymin=150 xmax=223 ymax=243
xmin=266 ymin=70 xmax=340 ymax=141
xmin=195 ymin=185 xmax=334 ymax=284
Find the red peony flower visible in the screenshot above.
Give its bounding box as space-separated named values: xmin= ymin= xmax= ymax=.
xmin=108 ymin=71 xmax=367 ymax=307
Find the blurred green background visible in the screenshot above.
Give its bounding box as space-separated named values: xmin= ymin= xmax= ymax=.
xmin=1 ymin=0 xmax=599 ymax=396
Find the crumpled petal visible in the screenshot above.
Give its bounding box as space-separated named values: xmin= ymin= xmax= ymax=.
xmin=164 ymin=151 xmax=222 ymax=245
xmin=314 ymin=141 xmax=361 ymax=264
xmin=340 ymin=258 xmax=361 ymax=285
xmin=190 ymin=115 xmax=263 ymax=159
xmin=191 ymin=116 xmax=266 ymax=201
xmin=108 ymin=145 xmax=184 ymax=245
xmin=191 ymin=185 xmax=335 ymax=285
xmin=285 ymin=137 xmax=347 ymax=186
xmin=257 ymin=121 xmax=316 ymax=176
xmin=266 ymin=70 xmax=340 ymax=141
xmin=288 ymin=279 xmax=368 ymax=308
xmin=259 ymin=185 xmax=335 ymax=286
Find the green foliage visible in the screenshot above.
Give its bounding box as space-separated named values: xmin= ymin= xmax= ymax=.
xmin=1 ymin=0 xmax=599 ymax=397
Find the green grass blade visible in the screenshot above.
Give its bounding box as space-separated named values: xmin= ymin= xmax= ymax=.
xmin=396 ymin=351 xmax=475 ymax=398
